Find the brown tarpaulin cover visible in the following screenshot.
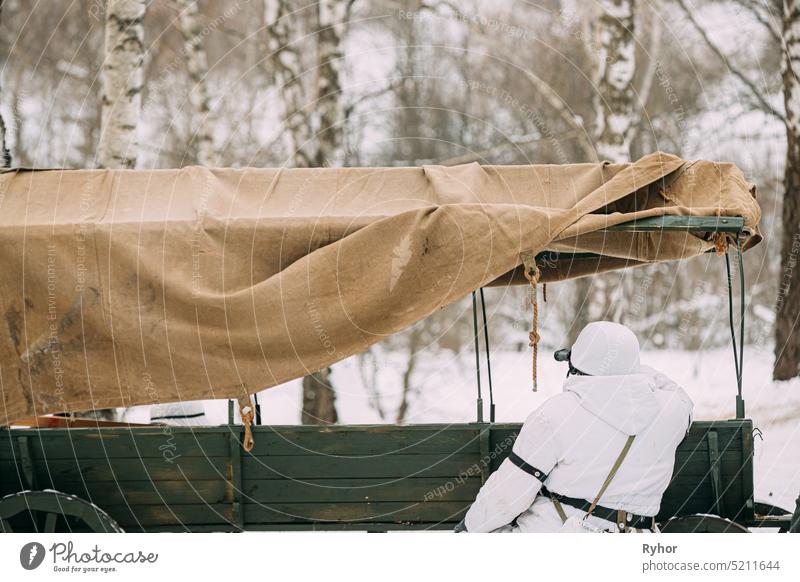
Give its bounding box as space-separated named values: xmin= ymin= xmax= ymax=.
xmin=0 ymin=152 xmax=760 ymax=421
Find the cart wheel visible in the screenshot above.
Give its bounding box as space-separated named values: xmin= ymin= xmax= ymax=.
xmin=659 ymin=514 xmax=749 ymax=533
xmin=0 ymin=490 xmax=123 ymax=533
xmin=752 ymin=501 xmax=794 ymax=532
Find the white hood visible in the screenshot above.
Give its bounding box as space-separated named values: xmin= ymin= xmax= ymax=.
xmin=563 ymin=373 xmax=660 ymax=436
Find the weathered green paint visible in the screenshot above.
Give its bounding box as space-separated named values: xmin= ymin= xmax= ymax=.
xmin=0 ymin=420 xmax=755 ymax=531
xmin=604 ymin=215 xmax=747 ymax=233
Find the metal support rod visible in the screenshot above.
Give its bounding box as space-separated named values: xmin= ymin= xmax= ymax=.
xmin=725 ymin=236 xmax=746 ymax=419
xmin=736 ymin=233 xmax=746 ymax=419
xmin=471 ymin=291 xmax=484 ymax=423
xmin=725 ymin=253 xmax=740 ymax=385
xmin=254 ymin=393 xmax=262 ymax=425
xmin=479 ymin=288 xmax=495 ymax=423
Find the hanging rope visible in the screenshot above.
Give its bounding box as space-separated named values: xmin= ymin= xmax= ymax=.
xmin=712 ymin=232 xmax=729 ymax=256
xmin=238 ymin=396 xmax=255 ymax=452
xmin=523 ymin=258 xmax=542 ymax=392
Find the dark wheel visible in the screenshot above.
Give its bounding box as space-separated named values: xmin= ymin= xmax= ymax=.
xmin=659 ymin=514 xmax=749 ymax=533
xmin=752 ymin=501 xmax=793 ymax=532
xmin=0 ymin=490 xmax=123 ymax=533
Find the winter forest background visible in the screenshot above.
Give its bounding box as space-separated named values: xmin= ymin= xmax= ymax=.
xmin=1 ymin=0 xmax=799 ymax=501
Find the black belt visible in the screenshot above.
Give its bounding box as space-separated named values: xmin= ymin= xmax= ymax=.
xmin=540 ymin=486 xmax=655 ymax=530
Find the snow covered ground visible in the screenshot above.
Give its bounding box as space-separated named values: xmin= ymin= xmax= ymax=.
xmin=189 ymin=343 xmax=800 ymax=513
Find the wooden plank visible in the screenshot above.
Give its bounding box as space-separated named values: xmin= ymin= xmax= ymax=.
xmin=671 ymin=450 xmax=744 ymax=477
xmin=10 ymin=416 xmax=151 ymax=428
xmin=1 ymin=430 xmax=230 ymax=459
xmin=104 ymin=501 xmax=467 ymax=528
xmin=0 ymin=474 xmax=480 ymax=505
xmin=10 ymin=480 xmax=229 ymax=506
xmin=1 ymin=425 xmax=482 ymax=458
xmin=660 ymin=475 xmax=747 ymax=521
xmin=242 ymin=501 xmax=469 ymax=525
xmin=230 ymin=431 xmax=243 ymax=528
xmin=243 ymin=477 xmax=481 ymax=503
xmin=32 ymin=457 xmax=230 ymax=482
xmin=242 ymin=454 xmax=479 ymax=480
xmin=740 ymin=426 xmax=755 ymax=522
xmin=247 ymin=427 xmax=481 ymax=456
xmin=103 ymin=503 xmax=234 ymax=527
xmin=487 ymin=428 xmax=518 ymax=472
xmin=123 ymin=522 xmax=456 ymax=532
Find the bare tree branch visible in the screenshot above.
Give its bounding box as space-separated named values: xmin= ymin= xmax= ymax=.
xmin=437 ymin=129 xmax=581 ymax=166
xmin=730 ymin=0 xmax=782 ymax=43
xmin=672 ymin=0 xmax=785 ymax=122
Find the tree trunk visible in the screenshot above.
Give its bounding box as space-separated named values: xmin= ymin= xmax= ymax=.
xmin=265 ymin=0 xmax=315 ymax=167
xmin=774 ymin=0 xmax=800 ymax=380
xmin=0 ymin=2 xmax=11 ymax=168
xmin=89 ymin=0 xmax=145 ymax=419
xmin=593 ymin=0 xmax=636 ymax=162
xmin=97 ymin=0 xmax=145 ymax=169
xmin=265 ymin=0 xmax=347 ymax=422
xmin=314 ymin=0 xmax=347 ymax=166
xmin=176 ymin=0 xmax=215 ymax=166
xmin=301 ymin=368 xmax=338 ymax=424
xmin=571 ymin=1 xmax=637 ymax=339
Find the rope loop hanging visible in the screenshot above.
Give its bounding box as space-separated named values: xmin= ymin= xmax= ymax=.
xmin=237 ymin=395 xmax=255 ymax=452
xmin=522 ymin=252 xmax=542 ymax=392
xmin=712 ymin=232 xmax=729 ymax=256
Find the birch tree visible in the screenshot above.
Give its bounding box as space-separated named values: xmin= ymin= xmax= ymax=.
xmin=265 ymin=0 xmax=316 ymax=167
xmin=568 ymin=1 xmax=639 ymax=340
xmin=315 ymin=0 xmax=348 ymax=165
xmin=176 ymin=0 xmax=215 ymax=166
xmin=0 ymin=1 xmax=10 ymax=168
xmin=593 ymin=0 xmax=637 ymax=162
xmin=265 ymin=0 xmax=351 ymax=423
xmin=97 ymin=0 xmax=145 ymax=169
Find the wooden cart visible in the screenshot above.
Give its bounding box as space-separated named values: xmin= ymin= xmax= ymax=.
xmin=1 ymin=216 xmax=798 ymax=533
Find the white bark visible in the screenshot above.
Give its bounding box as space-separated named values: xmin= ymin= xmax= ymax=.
xmin=1 ymin=2 xmax=11 ymax=168
xmin=176 ymin=0 xmax=215 ymax=166
xmin=315 ymin=0 xmax=348 ymax=166
xmin=593 ymin=0 xmax=636 ymax=163
xmin=97 ymin=0 xmax=146 ymax=169
xmin=264 ymin=0 xmax=348 ymax=167
xmin=264 ymin=0 xmax=349 ymax=422
xmin=264 ymin=0 xmax=316 ymax=167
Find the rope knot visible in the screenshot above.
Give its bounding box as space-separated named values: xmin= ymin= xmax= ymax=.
xmin=529 ymin=330 xmax=540 ymax=346
xmin=712 ymin=232 xmax=729 ymax=256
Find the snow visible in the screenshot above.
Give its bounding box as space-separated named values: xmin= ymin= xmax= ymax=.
xmin=197 ymin=343 xmax=800 ymax=512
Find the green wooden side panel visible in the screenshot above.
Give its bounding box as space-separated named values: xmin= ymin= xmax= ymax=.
xmin=0 ymin=419 xmax=753 ymax=531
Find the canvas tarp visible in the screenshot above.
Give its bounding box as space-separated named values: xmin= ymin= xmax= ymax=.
xmin=0 ymin=152 xmax=761 ymax=422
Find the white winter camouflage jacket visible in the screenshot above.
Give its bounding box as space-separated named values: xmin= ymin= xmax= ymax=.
xmin=464 ymin=365 xmax=693 ymax=532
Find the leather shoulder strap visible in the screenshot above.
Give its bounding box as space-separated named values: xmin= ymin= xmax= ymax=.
xmin=585 ymin=435 xmax=635 ymax=518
